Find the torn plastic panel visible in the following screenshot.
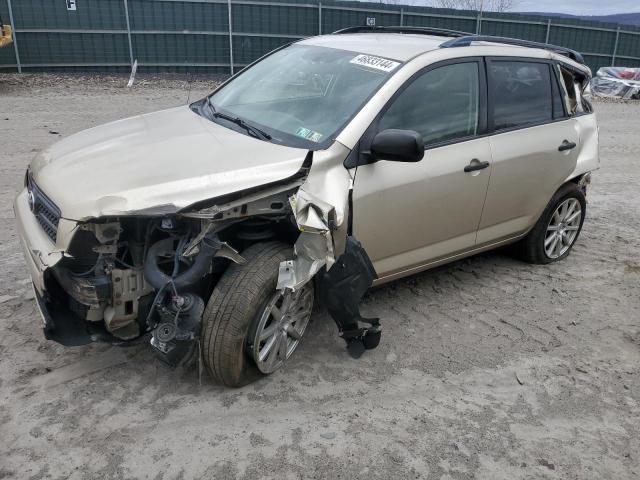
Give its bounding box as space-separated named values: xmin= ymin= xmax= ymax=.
xmin=319 ymin=236 xmax=380 ymax=359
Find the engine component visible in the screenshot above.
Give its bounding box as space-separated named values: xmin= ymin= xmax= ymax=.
xmin=104 ymin=268 xmax=153 ymax=340
xmin=144 ymin=237 xmax=217 ymax=291
xmin=236 ymin=218 xmax=275 ymax=241
xmin=155 ymin=322 xmax=177 ymax=342
xmin=79 ymin=221 xmax=121 ymax=244
xmin=150 ymin=293 xmax=205 ymax=366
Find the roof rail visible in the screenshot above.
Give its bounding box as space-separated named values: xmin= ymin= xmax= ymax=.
xmin=332 ymin=26 xmax=471 ymax=38
xmin=440 ymin=35 xmax=585 ymax=64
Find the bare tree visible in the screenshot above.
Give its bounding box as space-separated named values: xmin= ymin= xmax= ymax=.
xmin=432 ymin=0 xmax=517 ymax=12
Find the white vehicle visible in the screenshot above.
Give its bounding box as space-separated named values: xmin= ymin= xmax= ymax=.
xmin=15 ymin=27 xmax=598 ymax=386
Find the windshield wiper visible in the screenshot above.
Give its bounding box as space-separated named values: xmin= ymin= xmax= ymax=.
xmin=205 ymin=97 xmax=272 ymax=141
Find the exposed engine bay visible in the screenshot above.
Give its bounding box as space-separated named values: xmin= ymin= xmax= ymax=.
xmin=38 ymin=151 xmax=381 ymax=367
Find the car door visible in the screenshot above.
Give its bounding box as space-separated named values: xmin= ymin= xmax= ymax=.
xmin=476 ymin=58 xmax=580 ymax=245
xmin=351 ymin=58 xmax=492 ymax=280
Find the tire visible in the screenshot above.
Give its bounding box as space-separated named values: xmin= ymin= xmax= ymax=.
xmin=516 ymin=182 xmax=586 ymax=264
xmin=201 ymin=241 xmax=299 ymax=387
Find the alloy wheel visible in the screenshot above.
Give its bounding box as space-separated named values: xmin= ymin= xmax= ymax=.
xmin=251 ymin=284 xmax=314 ymax=374
xmin=544 ymin=198 xmax=582 ymax=259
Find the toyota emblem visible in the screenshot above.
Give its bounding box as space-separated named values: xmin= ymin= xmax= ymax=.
xmin=27 ymin=189 xmax=36 ymax=212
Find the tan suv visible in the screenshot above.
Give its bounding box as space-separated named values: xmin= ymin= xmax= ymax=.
xmin=14 ymin=27 xmax=598 ymax=386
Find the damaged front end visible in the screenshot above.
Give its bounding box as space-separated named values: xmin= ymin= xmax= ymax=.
xmin=38 ymin=182 xmax=301 ymax=366
xmin=20 ymin=143 xmax=381 ymax=371
xmin=41 ymin=215 xmax=245 ymax=364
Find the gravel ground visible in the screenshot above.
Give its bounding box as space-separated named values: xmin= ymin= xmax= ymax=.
xmin=0 ymin=74 xmax=639 ymax=480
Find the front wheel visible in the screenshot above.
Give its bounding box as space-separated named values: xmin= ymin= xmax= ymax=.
xmin=200 ymin=241 xmax=314 ymax=387
xmin=517 ymin=182 xmax=586 ymax=264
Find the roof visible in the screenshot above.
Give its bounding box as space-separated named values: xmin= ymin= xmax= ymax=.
xmin=298 ymin=31 xmax=589 ymax=74
xmin=299 ymin=33 xmax=446 ymax=62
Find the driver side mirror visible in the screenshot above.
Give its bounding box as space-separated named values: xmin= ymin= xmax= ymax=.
xmin=370 ymin=129 xmax=425 ymax=163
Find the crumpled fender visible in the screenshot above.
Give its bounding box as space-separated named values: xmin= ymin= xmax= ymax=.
xmin=276 ymin=142 xmax=352 ymax=291
xmin=276 ymin=141 xmax=381 ymax=357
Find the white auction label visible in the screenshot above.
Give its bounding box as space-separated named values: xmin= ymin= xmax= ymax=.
xmin=349 ymin=54 xmax=400 ymax=73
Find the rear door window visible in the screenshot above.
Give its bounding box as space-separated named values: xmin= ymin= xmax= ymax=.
xmin=489 ymin=60 xmax=554 ymax=131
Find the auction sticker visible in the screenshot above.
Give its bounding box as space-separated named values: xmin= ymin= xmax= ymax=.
xmin=295 ymin=127 xmax=323 ymax=142
xmin=350 ymin=54 xmax=400 ymax=73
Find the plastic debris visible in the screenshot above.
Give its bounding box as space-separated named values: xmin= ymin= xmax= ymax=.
xmin=591 ymin=67 xmax=640 ymax=100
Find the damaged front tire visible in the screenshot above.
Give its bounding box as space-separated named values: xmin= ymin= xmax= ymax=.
xmin=201 ymin=242 xmax=312 ymax=387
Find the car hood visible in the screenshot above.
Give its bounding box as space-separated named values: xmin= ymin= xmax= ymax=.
xmin=29 ymin=105 xmax=309 ymax=221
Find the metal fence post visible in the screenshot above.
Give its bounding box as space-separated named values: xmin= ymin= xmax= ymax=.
xmin=227 ymin=0 xmax=234 ymax=75
xmin=4 ymin=1 xmax=640 ymax=73
xmin=545 ymin=18 xmax=551 ymax=44
xmin=6 ymin=0 xmax=21 ymax=73
xmin=611 ymin=26 xmax=620 ymax=66
xmin=123 ymin=0 xmax=134 ymax=67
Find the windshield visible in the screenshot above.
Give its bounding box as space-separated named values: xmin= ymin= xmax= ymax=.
xmin=203 ymin=44 xmax=401 ymax=149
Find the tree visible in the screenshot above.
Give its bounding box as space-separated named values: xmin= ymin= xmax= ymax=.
xmin=432 ymin=0 xmax=517 ymax=12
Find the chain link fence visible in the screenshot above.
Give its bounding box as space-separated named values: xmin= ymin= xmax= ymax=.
xmin=1 ymin=0 xmax=639 ymax=75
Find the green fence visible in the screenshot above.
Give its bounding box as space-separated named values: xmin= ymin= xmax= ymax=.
xmin=1 ymin=0 xmax=639 ymax=75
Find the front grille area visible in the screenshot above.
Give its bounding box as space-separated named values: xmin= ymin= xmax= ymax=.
xmin=27 ymin=175 xmax=61 ymax=243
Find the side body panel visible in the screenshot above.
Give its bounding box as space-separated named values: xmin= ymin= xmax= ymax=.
xmin=346 ymin=49 xmax=596 ymax=283
xmin=476 ymin=119 xmax=580 ymax=244
xmin=566 ymin=112 xmax=599 ymax=181
xmin=353 ymin=138 xmax=492 ymax=278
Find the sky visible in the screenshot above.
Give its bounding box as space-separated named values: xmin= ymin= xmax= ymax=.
xmin=511 ymin=0 xmax=639 ymax=15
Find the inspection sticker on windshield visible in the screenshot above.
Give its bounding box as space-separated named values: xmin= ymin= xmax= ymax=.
xmin=295 ymin=127 xmax=323 ymax=142
xmin=350 ymin=54 xmax=400 ymax=73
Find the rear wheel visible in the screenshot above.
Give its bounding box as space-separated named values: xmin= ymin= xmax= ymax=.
xmin=517 ymin=182 xmax=586 ymax=264
xmin=201 ymin=241 xmax=314 ymax=387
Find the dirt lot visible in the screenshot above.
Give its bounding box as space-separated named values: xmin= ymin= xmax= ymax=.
xmin=0 ymin=74 xmax=639 ymax=480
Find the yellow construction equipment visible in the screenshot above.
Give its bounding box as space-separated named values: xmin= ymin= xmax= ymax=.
xmin=0 ymin=23 xmax=12 ymax=49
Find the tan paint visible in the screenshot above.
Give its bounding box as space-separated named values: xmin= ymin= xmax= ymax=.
xmin=30 ymin=106 xmax=309 ymax=221
xmin=353 ymin=137 xmax=493 ymax=278
xmin=476 ymin=120 xmax=580 ymax=245
xmin=15 ymin=34 xmax=599 ymax=297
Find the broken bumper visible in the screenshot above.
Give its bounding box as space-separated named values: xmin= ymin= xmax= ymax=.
xmin=14 ymin=187 xmax=79 ymax=294
xmin=14 ymin=188 xmax=61 ymax=295
xmin=34 ymin=286 xmax=112 ymax=346
xmin=15 ymin=190 xmax=104 ymax=345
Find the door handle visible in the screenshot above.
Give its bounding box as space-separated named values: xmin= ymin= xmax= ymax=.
xmin=464 ymin=160 xmax=490 ymax=173
xmin=558 ymin=140 xmax=577 ymax=152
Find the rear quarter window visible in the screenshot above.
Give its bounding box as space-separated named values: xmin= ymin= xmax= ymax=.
xmin=489 ymin=60 xmax=554 ymax=131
